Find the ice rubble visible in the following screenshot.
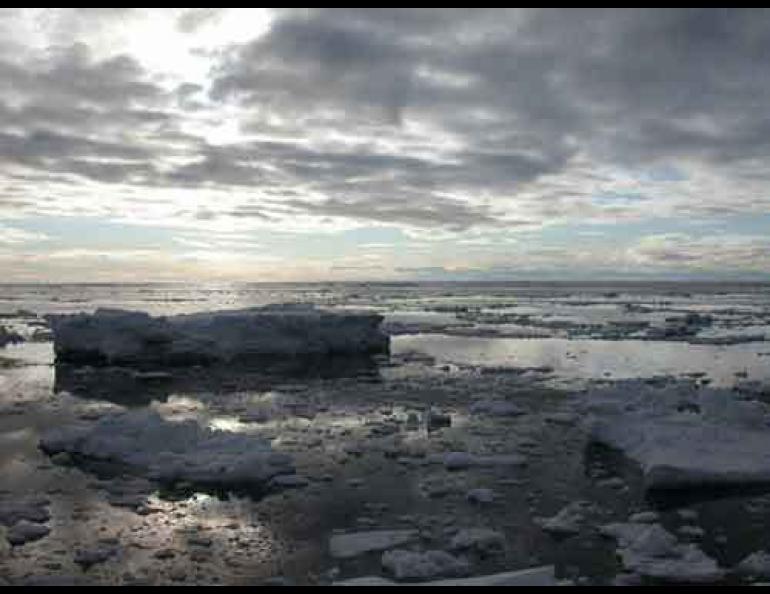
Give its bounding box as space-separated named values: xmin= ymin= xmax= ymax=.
xmin=580 ymin=379 xmax=770 ymax=490
xmin=537 ymin=501 xmax=594 ymax=536
xmin=46 ymin=304 xmax=389 ymax=365
xmin=39 ymin=409 xmax=294 ymax=487
xmin=600 ymin=521 xmax=723 ymax=582
xmin=381 ymin=549 xmax=470 ymax=580
xmin=448 ymin=528 xmax=505 ymax=554
xmin=0 ymin=497 xmax=51 ymax=547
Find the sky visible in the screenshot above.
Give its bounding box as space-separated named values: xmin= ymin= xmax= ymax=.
xmin=0 ymin=7 xmax=769 ymax=282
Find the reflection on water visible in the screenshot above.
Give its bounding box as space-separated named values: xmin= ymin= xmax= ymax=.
xmin=53 ymin=355 xmax=383 ymax=408
xmin=394 ymin=334 xmax=770 ymax=386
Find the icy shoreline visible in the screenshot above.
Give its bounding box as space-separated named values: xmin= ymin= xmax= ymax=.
xmin=46 ymin=304 xmax=389 ymax=366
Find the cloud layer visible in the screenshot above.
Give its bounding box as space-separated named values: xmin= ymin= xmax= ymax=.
xmin=0 ymin=8 xmax=768 ymax=279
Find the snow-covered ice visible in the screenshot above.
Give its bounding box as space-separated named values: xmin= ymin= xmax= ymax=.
xmin=600 ymin=521 xmax=723 ymax=582
xmin=39 ymin=409 xmax=294 ymax=488
xmin=537 ymin=501 xmax=593 ymax=536
xmin=581 ymin=379 xmax=770 ymax=490
xmin=47 ymin=304 xmax=389 ymax=365
xmin=448 ymin=528 xmax=505 ymax=554
xmin=381 ymin=549 xmax=470 ymax=581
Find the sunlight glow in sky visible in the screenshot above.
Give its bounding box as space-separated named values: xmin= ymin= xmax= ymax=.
xmin=0 ymin=8 xmax=768 ymax=281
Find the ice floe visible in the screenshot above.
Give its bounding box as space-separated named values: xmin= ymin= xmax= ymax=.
xmin=600 ymin=521 xmax=723 ymax=582
xmin=6 ymin=520 xmax=50 ymax=546
xmin=47 ymin=304 xmax=389 ymax=365
xmin=448 ymin=528 xmax=505 ymax=555
xmin=581 ymin=379 xmax=770 ymax=490
xmin=329 ymin=530 xmax=418 ymax=559
xmin=537 ymin=501 xmax=594 ymax=536
xmin=39 ymin=409 xmax=294 ymax=488
xmin=381 ymin=549 xmax=470 ymax=581
xmin=0 ymin=497 xmax=51 ymax=547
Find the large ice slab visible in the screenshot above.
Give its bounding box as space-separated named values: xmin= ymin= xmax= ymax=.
xmin=46 ymin=304 xmax=389 ymax=365
xmin=582 ymin=379 xmax=770 ymax=490
xmin=39 ymin=409 xmax=294 ymax=488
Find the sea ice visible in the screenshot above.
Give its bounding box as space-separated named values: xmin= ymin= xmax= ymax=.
xmin=46 ymin=304 xmax=389 ymax=365
xmin=537 ymin=501 xmax=593 ymax=536
xmin=736 ymin=551 xmax=770 ymax=579
xmin=466 ymin=488 xmax=496 ymax=505
xmin=470 ymin=400 xmax=526 ymax=417
xmin=381 ymin=549 xmax=470 ymax=581
xmin=328 ymin=530 xmax=418 ymax=559
xmin=0 ymin=497 xmax=51 ymax=547
xmin=0 ymin=497 xmax=50 ymax=526
xmin=600 ymin=521 xmax=723 ymax=582
xmin=39 ymin=409 xmax=294 ymax=488
xmin=431 ymin=451 xmax=527 ymax=471
xmin=6 ymin=520 xmax=50 ymax=546
xmin=334 ymin=565 xmax=556 ymax=586
xmin=448 ymin=528 xmax=505 ymax=555
xmin=581 ymin=379 xmax=770 ymax=490
xmin=74 ymin=544 xmax=119 ymax=569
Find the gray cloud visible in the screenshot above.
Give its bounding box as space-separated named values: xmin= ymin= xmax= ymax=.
xmin=4 ymin=9 xmax=770 ymax=233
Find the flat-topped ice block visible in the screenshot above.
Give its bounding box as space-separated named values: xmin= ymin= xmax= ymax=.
xmin=47 ymin=304 xmax=389 ymax=365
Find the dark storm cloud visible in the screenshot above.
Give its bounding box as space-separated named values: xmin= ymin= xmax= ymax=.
xmin=0 ymin=41 xmax=180 ymax=188
xmin=0 ymin=43 xmax=162 ymax=107
xmin=207 ymin=8 xmax=770 ymax=222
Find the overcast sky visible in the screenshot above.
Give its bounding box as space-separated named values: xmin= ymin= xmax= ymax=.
xmin=0 ymin=8 xmax=769 ymax=282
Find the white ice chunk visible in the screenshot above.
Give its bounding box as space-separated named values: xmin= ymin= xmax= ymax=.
xmin=381 ymin=549 xmax=470 ymax=581
xmin=537 ymin=501 xmax=593 ymax=536
xmin=448 ymin=528 xmax=505 ymax=554
xmin=582 ymin=380 xmax=770 ymax=490
xmin=39 ymin=410 xmax=293 ymax=487
xmin=601 ymin=522 xmax=723 ymax=583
